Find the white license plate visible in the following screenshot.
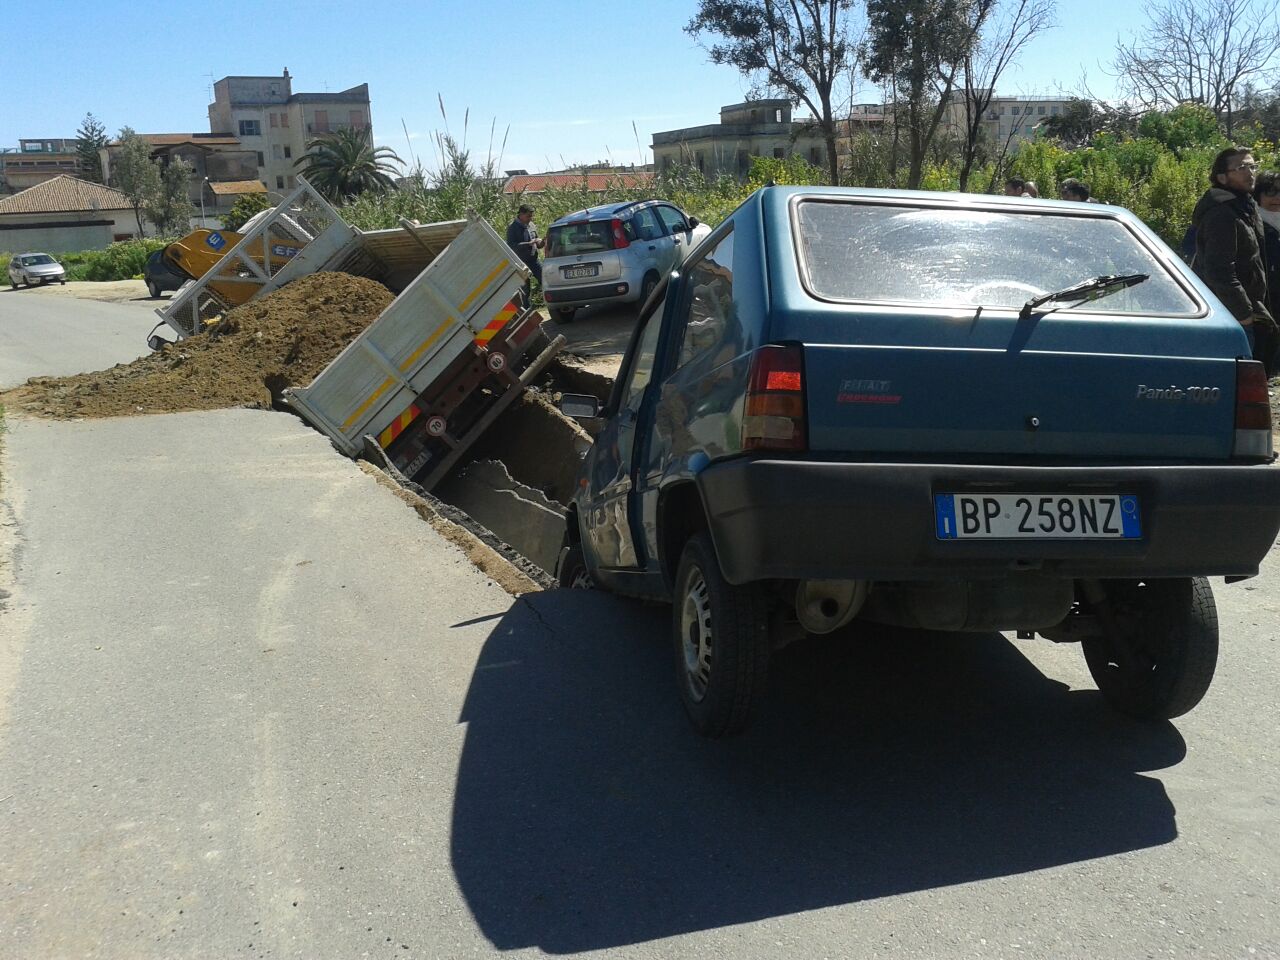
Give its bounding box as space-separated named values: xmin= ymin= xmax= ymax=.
xmin=563 ymin=264 xmax=599 ymax=280
xmin=935 ymin=493 xmax=1141 ymax=540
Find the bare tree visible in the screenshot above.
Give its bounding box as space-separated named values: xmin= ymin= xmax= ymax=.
xmin=687 ymin=0 xmax=861 ymax=184
xmin=1113 ymin=0 xmax=1280 ymax=134
xmin=862 ymin=0 xmax=999 ymax=189
xmin=955 ymin=0 xmax=1056 ymax=190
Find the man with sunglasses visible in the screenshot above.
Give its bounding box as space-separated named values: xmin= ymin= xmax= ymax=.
xmin=1191 ymin=146 xmax=1276 ymax=356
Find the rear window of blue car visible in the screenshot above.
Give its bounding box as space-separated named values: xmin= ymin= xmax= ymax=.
xmin=795 ymin=200 xmax=1199 ymax=316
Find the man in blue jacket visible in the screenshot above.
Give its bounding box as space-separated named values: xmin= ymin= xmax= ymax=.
xmin=506 ymin=203 xmax=544 ymax=305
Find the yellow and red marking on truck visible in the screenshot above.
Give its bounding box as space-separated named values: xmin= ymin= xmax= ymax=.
xmin=378 ymin=404 xmax=423 ymax=448
xmin=473 ymin=299 xmax=518 ymax=345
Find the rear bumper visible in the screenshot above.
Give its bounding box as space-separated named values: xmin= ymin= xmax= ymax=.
xmin=543 ymin=280 xmax=631 ymax=306
xmin=696 ymin=458 xmax=1280 ymax=583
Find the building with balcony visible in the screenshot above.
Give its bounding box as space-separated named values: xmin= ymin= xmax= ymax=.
xmin=0 ymin=138 xmax=83 ymax=194
xmin=207 ymin=69 xmax=373 ymax=195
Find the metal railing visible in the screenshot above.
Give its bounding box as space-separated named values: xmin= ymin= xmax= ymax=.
xmin=156 ymin=178 xmax=349 ymax=339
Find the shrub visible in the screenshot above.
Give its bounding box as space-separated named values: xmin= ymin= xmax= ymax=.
xmin=59 ymin=238 xmax=172 ymax=282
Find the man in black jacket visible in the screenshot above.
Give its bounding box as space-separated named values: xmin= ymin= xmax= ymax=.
xmin=1192 ymin=146 xmax=1278 ymax=357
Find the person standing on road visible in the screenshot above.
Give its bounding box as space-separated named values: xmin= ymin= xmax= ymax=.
xmin=506 ymin=203 xmax=544 ymax=306
xmin=1003 ymin=177 xmax=1026 ymax=197
xmin=1252 ymin=170 xmax=1280 ymax=374
xmin=1192 ymin=146 xmax=1277 ymax=357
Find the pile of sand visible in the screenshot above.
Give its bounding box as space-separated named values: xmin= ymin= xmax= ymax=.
xmin=3 ymin=273 xmax=393 ymax=419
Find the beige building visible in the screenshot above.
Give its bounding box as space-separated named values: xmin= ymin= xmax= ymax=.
xmin=652 ymin=101 xmax=828 ymax=179
xmin=0 ymin=138 xmax=82 ymax=194
xmin=100 ymin=133 xmax=259 ymax=218
xmin=941 ymin=92 xmax=1075 ymax=149
xmin=0 ymin=175 xmax=155 ymax=252
xmin=207 ymin=70 xmax=373 ymax=195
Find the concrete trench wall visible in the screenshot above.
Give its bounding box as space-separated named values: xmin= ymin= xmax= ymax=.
xmin=433 ymin=388 xmax=603 ymax=578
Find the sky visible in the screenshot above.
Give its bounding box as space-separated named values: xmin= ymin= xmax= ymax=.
xmin=3 ymin=0 xmax=1153 ymax=175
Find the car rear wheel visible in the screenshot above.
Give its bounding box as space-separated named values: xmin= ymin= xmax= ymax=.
xmin=1082 ymin=577 xmax=1218 ymax=720
xmin=146 ymin=280 xmax=160 ymax=298
xmin=672 ymin=531 xmax=771 ymax=737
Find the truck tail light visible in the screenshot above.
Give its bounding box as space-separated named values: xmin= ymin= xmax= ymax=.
xmin=742 ymin=344 xmax=806 ymax=452
xmin=610 ymin=217 xmax=630 ymax=249
xmin=1233 ymin=359 xmax=1274 ymax=460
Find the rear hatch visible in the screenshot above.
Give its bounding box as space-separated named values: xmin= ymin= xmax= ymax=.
xmin=544 ymin=219 xmax=625 ymax=286
xmin=776 ymin=197 xmax=1244 ymax=462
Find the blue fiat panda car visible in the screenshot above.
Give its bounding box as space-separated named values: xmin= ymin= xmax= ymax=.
xmin=557 ymin=185 xmax=1280 ymax=738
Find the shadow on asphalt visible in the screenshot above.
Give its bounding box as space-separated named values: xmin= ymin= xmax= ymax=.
xmin=451 ymin=590 xmax=1185 ymax=953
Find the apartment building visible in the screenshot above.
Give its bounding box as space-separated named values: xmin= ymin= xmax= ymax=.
xmin=207 ymin=69 xmax=373 ymax=195
xmin=941 ymin=92 xmax=1075 ymax=148
xmin=0 ymin=138 xmax=82 ymax=194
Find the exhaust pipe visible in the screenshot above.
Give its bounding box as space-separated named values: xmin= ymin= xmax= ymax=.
xmin=795 ymin=579 xmax=868 ymax=635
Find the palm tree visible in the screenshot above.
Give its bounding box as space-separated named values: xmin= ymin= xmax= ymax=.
xmin=294 ymin=128 xmax=403 ymax=200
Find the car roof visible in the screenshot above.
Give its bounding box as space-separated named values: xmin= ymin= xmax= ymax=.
xmin=549 ymin=199 xmax=665 ymax=227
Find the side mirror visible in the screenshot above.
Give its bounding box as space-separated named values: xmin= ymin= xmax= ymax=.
xmin=688 ymin=217 xmax=700 ymax=228
xmin=559 ymin=393 xmax=602 ymax=420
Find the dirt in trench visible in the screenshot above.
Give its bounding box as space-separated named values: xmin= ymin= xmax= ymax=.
xmin=2 ymin=273 xmax=393 ymax=419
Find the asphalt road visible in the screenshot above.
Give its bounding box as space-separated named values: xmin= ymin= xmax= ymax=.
xmin=0 ymin=287 xmax=158 ymax=389
xmin=0 ymin=292 xmax=1278 ymax=958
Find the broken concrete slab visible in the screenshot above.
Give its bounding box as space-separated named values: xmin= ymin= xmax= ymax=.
xmin=435 ymin=460 xmax=567 ymax=575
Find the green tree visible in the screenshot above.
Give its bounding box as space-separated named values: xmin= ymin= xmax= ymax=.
xmin=112 ymin=128 xmax=160 ymax=236
xmin=294 ymin=128 xmax=402 ymax=201
xmin=222 ymin=193 xmax=273 ymax=232
xmin=75 ymin=112 xmax=108 ymax=184
xmin=686 ymin=0 xmax=856 ymax=185
xmin=144 ymin=158 xmax=195 ymax=237
xmin=863 ymin=0 xmax=997 ymax=188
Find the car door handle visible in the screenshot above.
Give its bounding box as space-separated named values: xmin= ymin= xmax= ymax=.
xmin=673 ymin=237 xmax=682 ymax=245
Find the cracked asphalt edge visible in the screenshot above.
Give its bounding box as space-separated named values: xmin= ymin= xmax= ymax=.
xmin=356 ymin=460 xmax=551 ymax=597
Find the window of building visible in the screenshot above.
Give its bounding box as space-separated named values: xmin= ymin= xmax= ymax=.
xmin=276 ymin=175 xmax=285 ymax=189
xmin=272 ymin=144 xmax=283 ymax=160
xmin=284 ymin=145 xmax=292 ymax=159
xmin=1037 ymin=105 xmax=1046 ymax=115
xmin=270 ymin=113 xmax=278 ymax=128
xmin=774 ymin=109 xmax=783 ymax=122
xmin=349 ymin=110 xmax=365 ymax=129
xmin=1011 ymin=106 xmax=1020 ymax=116
xmin=280 ymin=112 xmax=289 ymax=128
xmin=313 ymin=110 xmax=329 ymax=133
xmin=257 ymin=151 xmax=265 ymax=167
xmin=810 ymin=147 xmax=821 ymax=164
xmin=239 ymin=119 xmax=261 ymax=137
xmin=1051 ymin=105 xmax=1061 ymax=115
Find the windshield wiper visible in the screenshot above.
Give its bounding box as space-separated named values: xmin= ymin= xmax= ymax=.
xmin=1018 ymin=274 xmax=1149 ymax=321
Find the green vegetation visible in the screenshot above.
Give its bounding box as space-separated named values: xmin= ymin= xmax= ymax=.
xmin=339 ymin=103 xmax=1264 ymax=253
xmin=296 ymin=128 xmax=402 ymax=201
xmin=58 ymin=239 xmax=170 ymax=282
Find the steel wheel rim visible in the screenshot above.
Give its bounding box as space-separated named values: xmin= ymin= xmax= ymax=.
xmin=680 ymin=569 xmax=713 ymax=702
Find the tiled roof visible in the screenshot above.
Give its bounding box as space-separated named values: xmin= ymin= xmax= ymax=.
xmin=0 ymin=175 xmax=131 ymax=215
xmin=503 ymin=172 xmax=655 ymax=195
xmin=208 ymin=179 xmax=267 ymax=196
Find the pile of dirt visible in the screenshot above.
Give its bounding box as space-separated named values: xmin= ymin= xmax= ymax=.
xmin=3 ymin=273 xmax=393 ymax=419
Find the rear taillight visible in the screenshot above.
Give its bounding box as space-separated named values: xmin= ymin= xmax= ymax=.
xmin=610 ymin=217 xmax=630 ymax=249
xmin=1233 ymin=359 xmax=1274 ymax=459
xmin=742 ymin=344 xmax=806 ymax=452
